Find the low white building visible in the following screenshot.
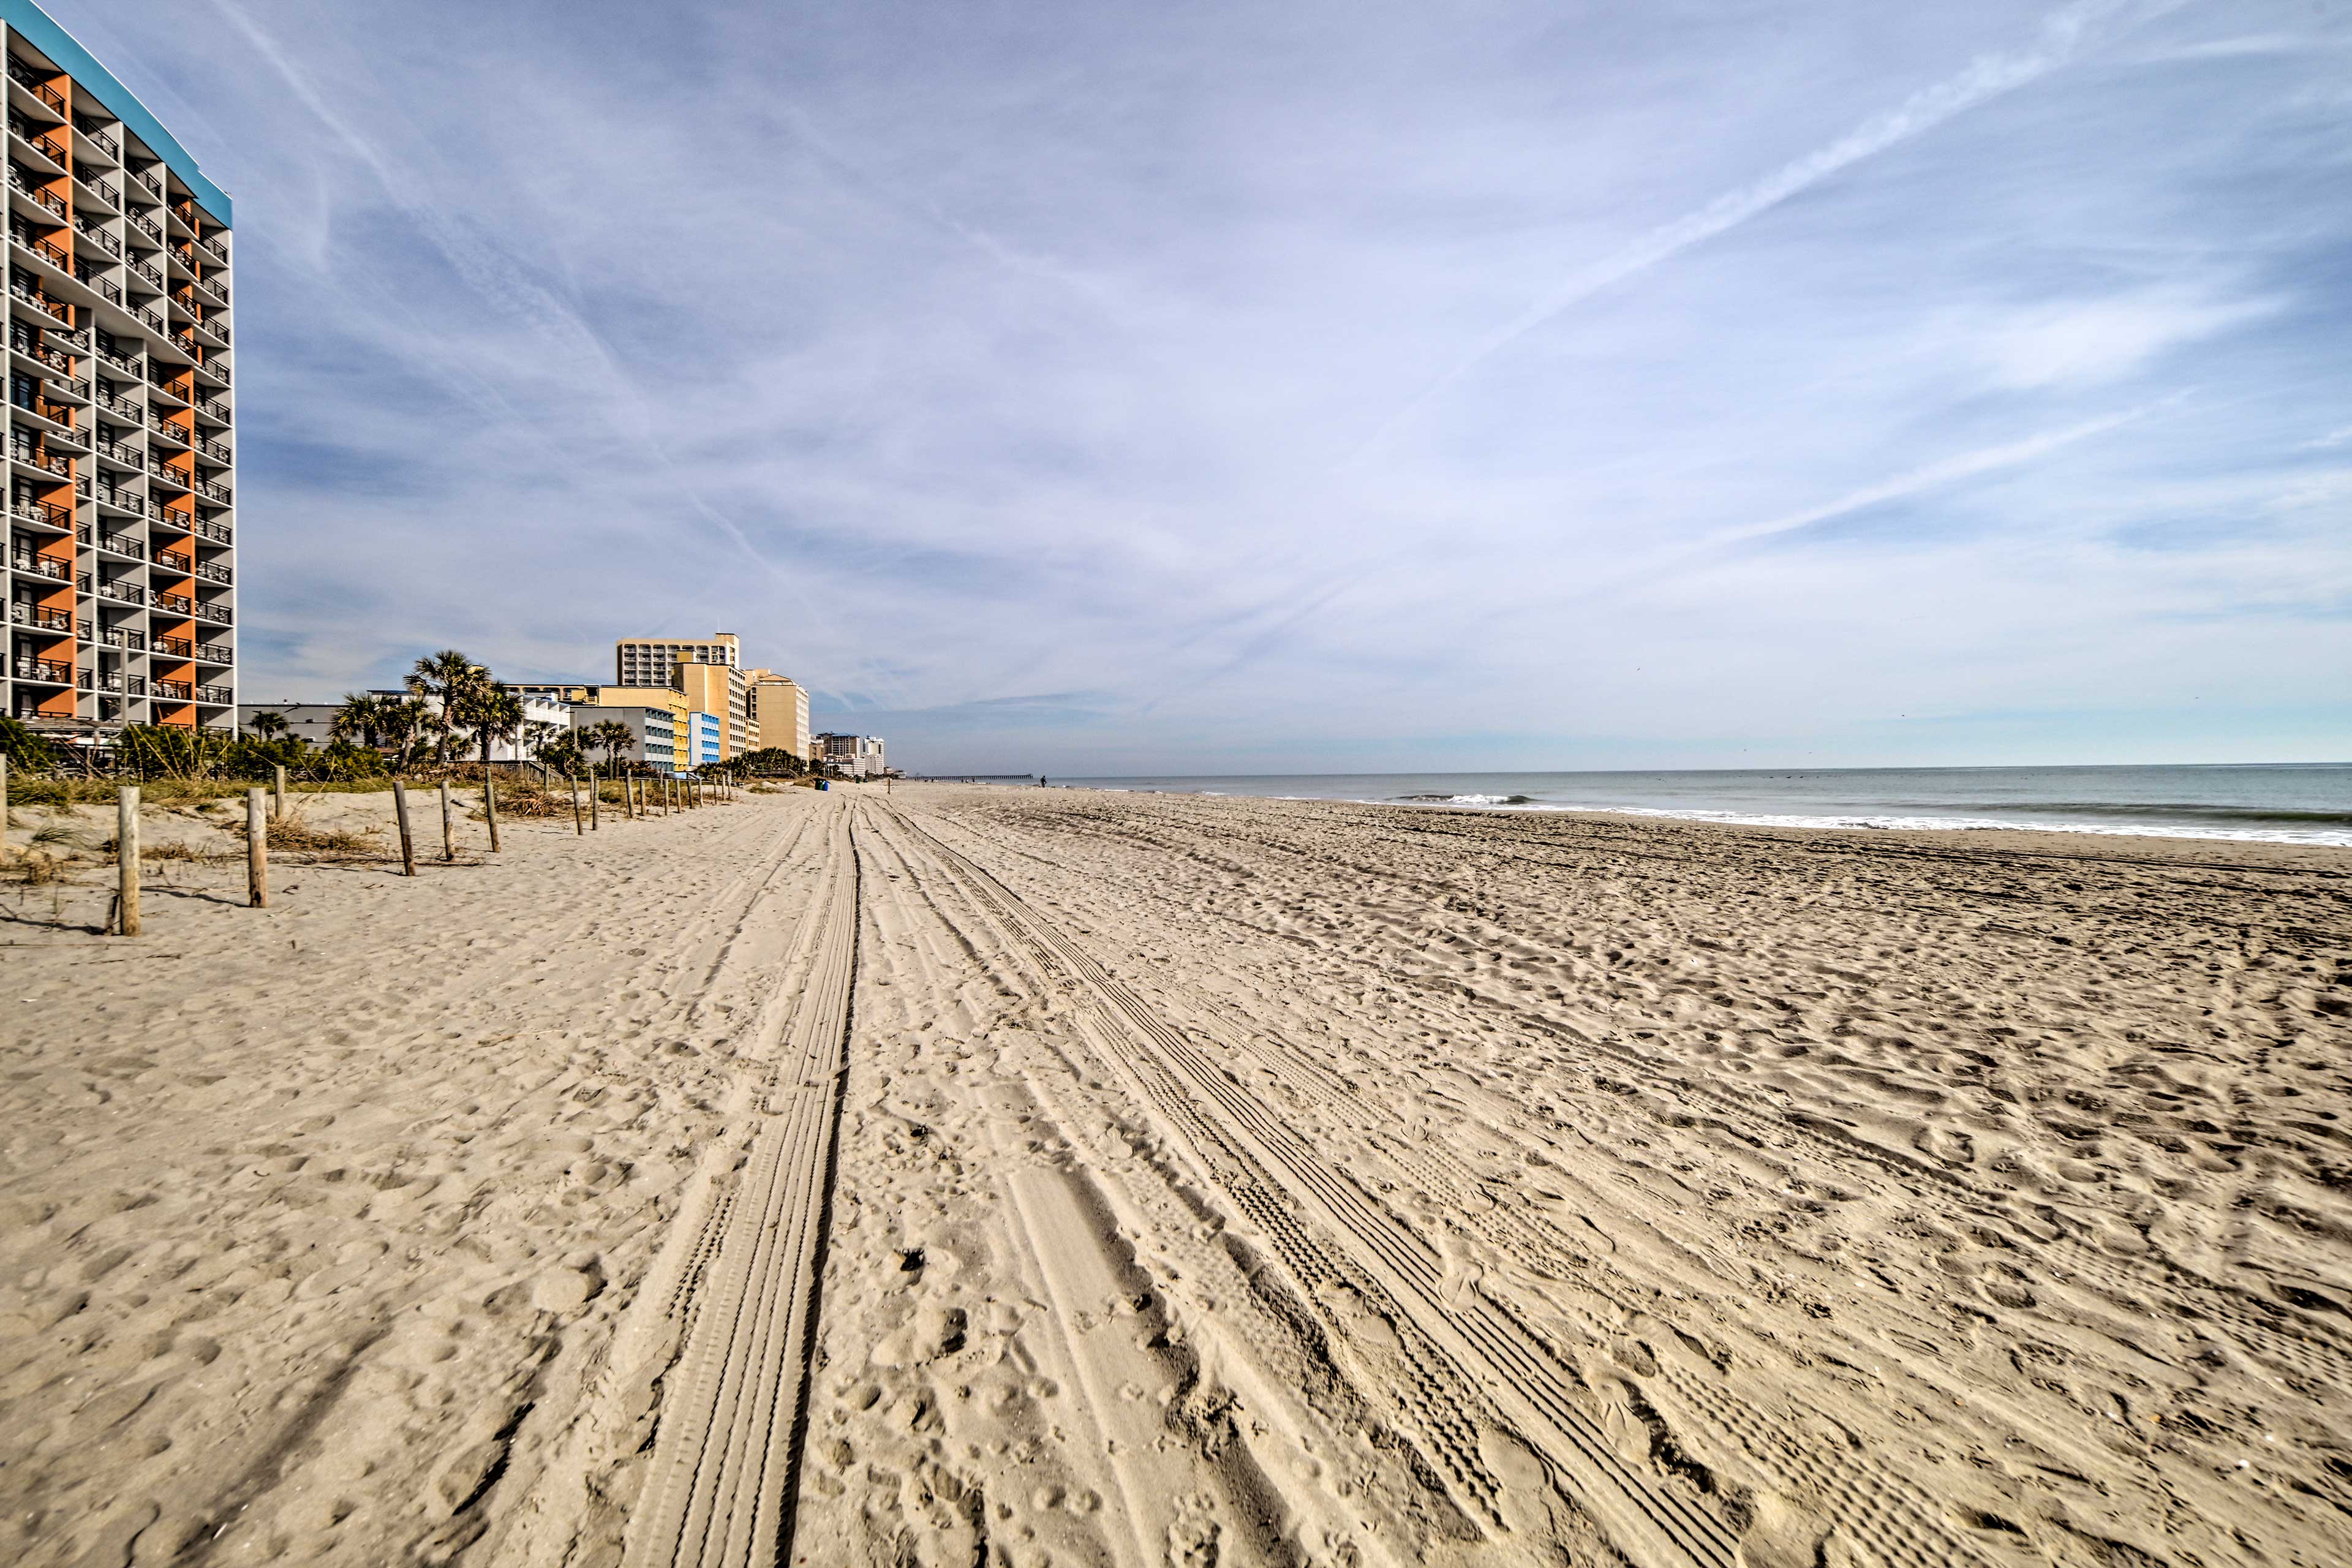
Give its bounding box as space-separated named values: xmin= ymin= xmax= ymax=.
xmin=814 ymin=732 xmax=888 ymax=777
xmin=239 ymin=691 xmax=574 ymax=762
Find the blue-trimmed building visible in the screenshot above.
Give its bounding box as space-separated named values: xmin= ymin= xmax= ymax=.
xmin=685 ymin=710 xmax=722 ymax=770
xmin=2 ymin=0 xmax=239 ymax=736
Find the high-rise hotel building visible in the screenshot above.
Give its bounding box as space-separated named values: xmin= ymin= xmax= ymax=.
xmin=3 ymin=2 xmax=235 ymax=734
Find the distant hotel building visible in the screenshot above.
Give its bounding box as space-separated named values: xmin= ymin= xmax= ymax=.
xmin=744 ymin=668 xmax=809 ymax=760
xmin=816 ymin=732 xmax=886 ymax=777
xmin=4 ymin=3 xmax=236 ymax=734
xmin=614 ymin=631 xmax=736 ymax=688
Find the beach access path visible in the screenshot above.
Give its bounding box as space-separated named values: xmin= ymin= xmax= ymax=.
xmin=3 ymin=783 xmax=2348 ymax=1568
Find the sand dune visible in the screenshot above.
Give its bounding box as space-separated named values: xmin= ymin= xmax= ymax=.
xmin=4 ymin=783 xmax=2347 ymax=1566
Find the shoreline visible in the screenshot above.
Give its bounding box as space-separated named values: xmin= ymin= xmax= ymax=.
xmin=1064 ymin=778 xmax=2352 ymax=850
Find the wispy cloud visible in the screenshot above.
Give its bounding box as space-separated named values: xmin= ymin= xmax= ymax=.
xmin=1350 ymin=0 xmax=2185 ymax=458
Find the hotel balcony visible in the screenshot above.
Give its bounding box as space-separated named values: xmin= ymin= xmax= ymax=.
xmin=8 ymin=442 xmax=74 ymax=479
xmin=10 ymin=492 xmax=69 ymax=530
xmin=6 ymin=60 xmax=64 ymax=120
xmin=8 ymin=549 xmax=67 ymax=581
xmin=12 ymin=654 xmax=70 ymax=684
xmin=6 ymin=113 xmax=66 ymax=172
xmin=67 ymin=165 xmax=116 ymax=213
xmin=8 ymin=600 xmax=69 ymax=631
xmin=72 ymin=211 xmax=119 ymax=257
xmin=6 ymin=267 xmax=75 ymax=326
xmin=7 ymin=162 xmax=64 ymax=221
xmin=71 ymin=116 xmax=118 ymax=164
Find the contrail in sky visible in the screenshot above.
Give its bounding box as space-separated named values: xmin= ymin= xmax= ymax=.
xmin=1349 ymin=0 xmax=2185 ymax=461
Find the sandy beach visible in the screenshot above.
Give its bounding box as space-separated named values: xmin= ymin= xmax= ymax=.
xmin=4 ymin=782 xmax=2349 ymax=1567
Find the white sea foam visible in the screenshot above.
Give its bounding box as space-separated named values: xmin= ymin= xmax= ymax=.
xmin=1381 ymin=797 xmax=2352 ymax=847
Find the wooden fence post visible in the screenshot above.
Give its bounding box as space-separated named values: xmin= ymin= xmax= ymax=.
xmin=570 ymin=776 xmax=584 ymax=835
xmin=273 ymin=764 xmax=287 ymax=820
xmin=589 ymin=767 xmax=600 ymax=831
xmin=485 ymin=772 xmax=501 ymax=853
xmin=247 ymin=786 xmax=268 ymax=907
xmin=116 ymin=785 xmax=140 ymax=937
xmin=393 ymin=781 xmax=417 ymax=876
xmin=2 ymin=755 xmax=10 ymax=842
xmin=439 ymin=779 xmax=456 ymax=862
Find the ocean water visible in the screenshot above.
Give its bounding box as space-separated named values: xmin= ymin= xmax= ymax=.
xmin=1055 ymin=764 xmax=2352 ymax=846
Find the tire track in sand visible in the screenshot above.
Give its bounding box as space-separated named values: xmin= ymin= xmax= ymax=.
xmin=622 ymin=802 xmax=862 ymax=1568
xmin=884 ymin=805 xmax=1767 ymax=1568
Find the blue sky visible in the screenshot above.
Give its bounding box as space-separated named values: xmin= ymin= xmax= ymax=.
xmin=62 ymin=0 xmax=2352 ymax=773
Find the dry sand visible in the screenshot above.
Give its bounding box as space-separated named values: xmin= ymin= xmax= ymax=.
xmin=3 ymin=782 xmax=2348 ymax=1567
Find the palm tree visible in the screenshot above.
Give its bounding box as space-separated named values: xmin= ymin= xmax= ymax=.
xmin=377 ymin=697 xmax=433 ymax=774
xmin=520 ymin=719 xmax=565 ymax=760
xmin=245 ymin=709 xmax=290 ymax=741
xmin=407 ymin=649 xmax=484 ymax=766
xmin=330 ymin=692 xmax=387 ymax=748
xmin=537 ymin=731 xmax=586 ymax=778
xmin=470 ymin=684 xmax=526 ymax=767
xmin=587 ymin=719 xmax=636 ymax=771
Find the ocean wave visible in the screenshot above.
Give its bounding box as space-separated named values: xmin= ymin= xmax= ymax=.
xmin=1376 ymin=799 xmax=2352 ymax=847
xmin=1394 ymin=793 xmax=1534 ymax=805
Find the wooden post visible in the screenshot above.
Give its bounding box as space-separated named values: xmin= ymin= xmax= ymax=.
xmin=589 ymin=767 xmax=600 ymax=830
xmin=116 ymin=785 xmax=140 ymax=937
xmin=393 ymin=781 xmax=417 ymax=875
xmin=2 ymin=755 xmax=10 ymax=843
xmin=273 ymin=764 xmax=287 ymax=820
xmin=246 ymin=786 xmax=268 ymax=907
xmin=439 ymin=778 xmax=456 ymax=862
xmin=484 ymin=771 xmax=501 ymax=853
xmin=570 ymin=776 xmax=583 ymax=835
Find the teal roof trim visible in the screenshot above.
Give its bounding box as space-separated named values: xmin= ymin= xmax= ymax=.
xmin=3 ymin=0 xmax=231 ymax=228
